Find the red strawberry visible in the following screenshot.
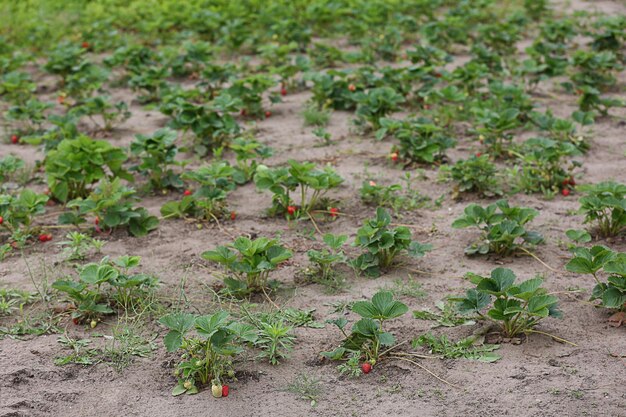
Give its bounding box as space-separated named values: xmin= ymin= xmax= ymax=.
xmin=569 ymin=178 xmax=576 ymax=186
xmin=475 ymin=152 xmax=482 ymax=157
xmin=562 ymin=188 xmax=570 ymax=197
xmin=329 ymin=207 xmax=339 ymax=217
xmin=81 ymin=41 xmax=90 ymax=49
xmin=434 ymin=72 xmax=442 ymax=78
xmin=72 ymin=317 xmax=80 ymax=325
xmin=265 ymin=111 xmax=272 ymax=118
xmin=95 ymin=217 xmax=100 ymax=225
xmin=287 ymin=206 xmax=296 ymax=215
xmin=362 ymin=363 xmax=372 ymax=374
xmin=230 ymin=211 xmax=236 ymax=221
xmin=10 ymin=135 xmax=19 ymax=144
xmin=280 ymin=88 xmax=287 ymax=96
xmin=390 ymin=152 xmax=399 ymax=162
xmin=222 ymin=385 xmax=229 ymax=397
xmin=183 ymin=189 xmax=192 ymax=196
xmin=39 ymin=234 xmax=48 ymax=242
xmin=348 ymin=84 xmax=356 ymax=92
xmin=0 ymin=216 xmax=3 ymax=225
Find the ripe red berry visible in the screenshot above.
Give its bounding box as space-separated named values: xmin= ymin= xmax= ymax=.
xmin=562 ymin=188 xmax=570 ymax=197
xmin=265 ymin=111 xmax=272 ymax=118
xmin=287 ymin=205 xmax=296 ymax=215
xmin=72 ymin=317 xmax=80 ymax=325
xmin=39 ymin=234 xmax=50 ymax=242
xmin=390 ymin=152 xmax=399 ymax=162
xmin=94 ymin=217 xmax=99 ymax=225
xmin=81 ymin=41 xmax=89 ymax=49
xmin=329 ymin=207 xmax=339 ymax=217
xmin=569 ymin=178 xmax=576 ymax=186
xmin=280 ymin=88 xmax=287 ymax=96
xmin=348 ymin=84 xmax=356 ymax=92
xmin=475 ymin=152 xmax=482 ymax=157
xmin=230 ymin=211 xmax=236 ymax=221
xmin=221 ymin=385 xmax=229 ymax=397
xmin=10 ymin=135 xmax=19 ymax=144
xmin=0 ymin=216 xmax=3 ymax=225
xmin=434 ymin=72 xmax=442 ymax=78
xmin=362 ymin=363 xmax=372 ymax=374
xmin=183 ymin=189 xmax=192 ymax=196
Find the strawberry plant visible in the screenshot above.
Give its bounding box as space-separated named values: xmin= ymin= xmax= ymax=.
xmin=71 ymin=96 xmax=130 ymax=131
xmin=21 ymin=113 xmax=80 ymax=152
xmin=160 ymin=92 xmax=241 ymax=156
xmin=128 ymin=66 xmax=170 ymax=103
xmin=471 ymin=107 xmax=521 ymax=157
xmin=160 ymin=311 xmax=257 ymax=396
xmin=0 ymin=155 xmax=25 ymax=186
xmin=322 ymin=291 xmax=408 ymax=372
xmin=0 ymin=71 xmax=36 ymax=104
xmin=509 ymin=137 xmax=581 ymax=196
xmin=52 ymin=256 xmax=159 ymax=322
xmin=45 ymin=136 xmax=131 ymax=202
xmin=566 ymin=246 xmax=626 ymax=316
xmin=378 ymin=118 xmax=456 ymax=164
xmin=359 ymin=175 xmax=430 ymax=213
xmin=445 ymin=154 xmax=502 ymax=197
xmin=254 ymin=160 xmax=343 ymax=217
xmin=577 ymin=181 xmax=626 ymax=237
xmin=226 ymin=74 xmax=279 ymax=118
xmin=130 ymin=128 xmax=183 ymax=191
xmin=43 ymin=42 xmax=87 ymax=85
xmin=167 ymin=40 xmax=213 ymax=78
xmin=452 ymin=200 xmax=543 ymax=256
xmin=354 ymin=87 xmax=405 ymax=131
xmin=529 ymin=110 xmax=590 ymax=153
xmin=64 ymin=178 xmax=159 ymax=237
xmin=160 ymin=162 xmax=237 ymax=221
xmin=565 ymin=50 xmax=625 ymax=116
xmin=306 ymin=233 xmax=348 ymax=287
xmin=589 ymin=15 xmax=626 ymax=59
xmin=306 ymin=70 xmax=359 ymax=111
xmin=229 ymin=137 xmax=273 ymax=184
xmin=353 ymin=208 xmax=432 ymax=277
xmin=4 ymin=98 xmax=53 ymax=135
xmin=63 ymin=62 xmax=109 ymax=99
xmin=202 ymin=236 xmax=293 ymax=294
xmin=0 ymin=188 xmax=48 ymax=244
xmin=453 ymin=268 xmax=562 ymax=338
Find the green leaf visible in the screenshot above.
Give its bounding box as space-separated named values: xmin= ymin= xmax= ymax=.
xmin=566 ymin=229 xmax=592 ymax=243
xmin=172 ymin=383 xmax=188 ymax=396
xmin=457 ymin=289 xmax=491 ymax=314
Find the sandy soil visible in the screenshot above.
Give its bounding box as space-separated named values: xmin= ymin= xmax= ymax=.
xmin=1 ymin=0 xmax=626 ymax=416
